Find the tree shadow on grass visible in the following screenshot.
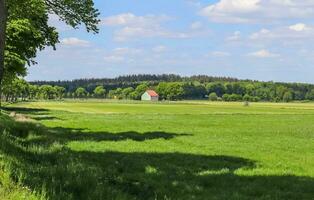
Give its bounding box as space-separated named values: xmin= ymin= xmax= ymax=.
xmin=1 ymin=115 xmax=314 ymax=200
xmin=2 ymin=107 xmax=49 ymax=115
xmin=21 ymin=127 xmax=192 ymax=148
xmin=2 ymin=106 xmax=60 ymax=121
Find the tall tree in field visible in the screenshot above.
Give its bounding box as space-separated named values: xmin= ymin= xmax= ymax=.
xmin=0 ymin=0 xmax=100 ymax=107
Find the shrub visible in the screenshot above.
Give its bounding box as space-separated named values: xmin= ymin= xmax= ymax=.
xmin=229 ymin=94 xmax=242 ymax=101
xmin=243 ymin=94 xmax=253 ymax=102
xmin=222 ymin=94 xmax=230 ymax=101
xmin=208 ymin=92 xmax=218 ymax=101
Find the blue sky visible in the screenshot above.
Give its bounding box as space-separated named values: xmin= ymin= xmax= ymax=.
xmin=26 ymin=0 xmax=314 ymax=83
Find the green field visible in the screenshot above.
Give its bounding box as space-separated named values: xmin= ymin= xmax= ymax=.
xmin=1 ymin=100 xmax=314 ymax=199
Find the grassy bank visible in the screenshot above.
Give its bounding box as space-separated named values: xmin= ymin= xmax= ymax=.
xmin=0 ymin=100 xmax=314 ymax=199
xmin=0 ymin=114 xmax=41 ymax=200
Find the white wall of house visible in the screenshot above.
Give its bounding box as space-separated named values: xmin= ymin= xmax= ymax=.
xmin=141 ymin=92 xmax=159 ymax=101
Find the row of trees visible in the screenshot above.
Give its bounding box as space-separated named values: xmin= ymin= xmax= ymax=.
xmin=3 ymin=77 xmax=314 ymax=102
xmin=31 ymin=74 xmax=239 ymax=93
xmin=2 ymin=78 xmax=66 ymax=101
xmin=1 ymin=79 xmax=108 ymax=101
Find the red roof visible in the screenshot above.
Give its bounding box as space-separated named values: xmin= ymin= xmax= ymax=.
xmin=146 ymin=90 xmax=159 ymax=97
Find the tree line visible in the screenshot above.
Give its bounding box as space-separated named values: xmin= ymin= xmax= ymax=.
xmin=2 ymin=75 xmax=314 ymax=102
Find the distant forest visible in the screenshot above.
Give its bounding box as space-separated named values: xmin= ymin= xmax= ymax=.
xmin=3 ymin=74 xmax=314 ymax=102
xmin=31 ymin=74 xmax=240 ymax=93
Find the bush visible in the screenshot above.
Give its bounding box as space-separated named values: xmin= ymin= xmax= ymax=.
xmin=243 ymin=94 xmax=253 ymax=102
xmin=229 ymin=94 xmax=242 ymax=101
xmin=222 ymin=94 xmax=230 ymax=101
xmin=208 ymin=92 xmax=218 ymax=101
xmin=252 ymin=96 xmax=260 ymax=102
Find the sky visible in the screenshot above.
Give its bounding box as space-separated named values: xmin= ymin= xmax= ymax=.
xmin=26 ymin=0 xmax=314 ymax=83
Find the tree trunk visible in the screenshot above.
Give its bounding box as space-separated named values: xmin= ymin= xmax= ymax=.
xmin=0 ymin=0 xmax=6 ymax=110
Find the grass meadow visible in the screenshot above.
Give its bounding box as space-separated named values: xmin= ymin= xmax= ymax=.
xmin=0 ymin=100 xmax=314 ymax=199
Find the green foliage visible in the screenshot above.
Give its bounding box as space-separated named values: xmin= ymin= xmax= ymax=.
xmin=156 ymin=82 xmax=185 ymax=101
xmin=222 ymin=94 xmax=242 ymax=102
xmin=4 ymin=0 xmax=58 ymax=78
xmin=6 ymin=75 xmax=314 ymax=103
xmin=93 ymin=86 xmax=106 ymax=98
xmin=208 ymin=92 xmax=218 ymax=101
xmin=75 ymin=87 xmax=87 ymax=98
xmin=283 ymin=91 xmax=293 ymax=102
xmin=38 ymin=85 xmax=55 ymax=99
xmin=30 ymin=74 xmax=314 ymax=103
xmin=306 ymin=89 xmax=314 ymax=100
xmin=206 ymin=82 xmax=225 ymax=97
xmin=122 ymin=87 xmax=134 ymax=99
xmin=0 ymin=0 xmax=100 ymax=92
xmin=183 ymin=83 xmax=206 ymax=99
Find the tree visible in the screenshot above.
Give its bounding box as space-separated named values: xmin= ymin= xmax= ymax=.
xmin=283 ymin=91 xmax=293 ymax=102
xmin=0 ymin=0 xmax=100 ymax=107
xmin=108 ymin=88 xmax=123 ymax=99
xmin=305 ymin=89 xmax=314 ymax=100
xmin=93 ymin=86 xmax=106 ymax=98
xmin=75 ymin=87 xmax=87 ymax=98
xmin=229 ymin=94 xmax=242 ymax=101
xmin=122 ymin=87 xmax=134 ymax=99
xmin=206 ymin=82 xmax=225 ymax=97
xmin=243 ymin=94 xmax=253 ymax=102
xmin=130 ymin=83 xmax=148 ymax=100
xmin=39 ymin=85 xmax=56 ymax=99
xmin=245 ymin=84 xmax=255 ymax=96
xmin=54 ymin=86 xmax=65 ymax=99
xmin=222 ymin=94 xmax=230 ymax=101
xmin=208 ymin=92 xmax=218 ymax=101
xmin=166 ymin=82 xmax=185 ymax=101
xmin=156 ymin=82 xmax=168 ymax=100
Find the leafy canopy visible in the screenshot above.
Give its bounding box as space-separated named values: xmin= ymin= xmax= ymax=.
xmin=3 ymin=0 xmax=100 ymax=78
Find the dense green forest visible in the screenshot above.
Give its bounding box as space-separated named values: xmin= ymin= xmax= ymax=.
xmin=2 ymin=74 xmax=314 ymax=102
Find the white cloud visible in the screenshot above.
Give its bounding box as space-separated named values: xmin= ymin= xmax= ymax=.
xmin=190 ymin=21 xmax=203 ymax=29
xmin=103 ymin=47 xmax=143 ymax=63
xmin=209 ymin=51 xmax=231 ymax=57
xmin=186 ymin=0 xmax=202 ymax=8
xmin=152 ymin=45 xmax=167 ymax=53
xmin=103 ymin=55 xmax=125 ymax=63
xmin=200 ymin=0 xmax=314 ymax=24
xmin=248 ymin=49 xmax=280 ymax=58
xmin=226 ymin=31 xmax=241 ymax=41
xmin=250 ymin=24 xmax=314 ymax=41
xmin=61 ymin=38 xmax=90 ymax=47
xmin=249 ymin=29 xmax=270 ymax=40
xmin=102 ymin=13 xmax=196 ymax=41
xmin=102 ymin=13 xmax=170 ymax=27
xmin=112 ymin=47 xmax=142 ymax=55
xmin=289 ymin=23 xmax=307 ymax=31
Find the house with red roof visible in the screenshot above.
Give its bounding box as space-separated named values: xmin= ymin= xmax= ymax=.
xmin=141 ymin=90 xmax=159 ymax=101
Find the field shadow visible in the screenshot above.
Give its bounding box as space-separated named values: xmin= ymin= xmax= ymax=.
xmin=1 ymin=136 xmax=314 ymax=200
xmin=23 ymin=127 xmax=191 ymax=147
xmin=2 ymin=107 xmax=49 ymax=114
xmin=1 ymin=113 xmax=314 ymax=199
xmin=2 ymin=106 xmax=60 ymax=121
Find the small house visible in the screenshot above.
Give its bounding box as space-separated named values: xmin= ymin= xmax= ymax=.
xmin=141 ymin=90 xmax=159 ymax=101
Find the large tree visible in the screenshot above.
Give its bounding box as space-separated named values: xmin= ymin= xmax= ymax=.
xmin=0 ymin=0 xmax=100 ymax=106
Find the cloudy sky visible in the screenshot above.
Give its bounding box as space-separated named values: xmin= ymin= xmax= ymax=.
xmin=26 ymin=0 xmax=314 ymax=83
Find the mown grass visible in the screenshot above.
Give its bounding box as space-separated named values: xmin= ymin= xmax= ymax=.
xmin=0 ymin=100 xmax=314 ymax=199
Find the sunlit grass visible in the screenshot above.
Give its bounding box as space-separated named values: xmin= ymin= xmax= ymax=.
xmin=1 ymin=100 xmax=314 ymax=199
